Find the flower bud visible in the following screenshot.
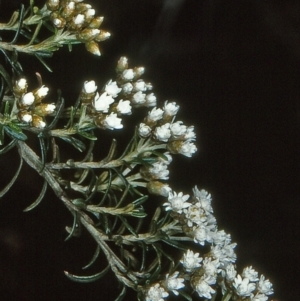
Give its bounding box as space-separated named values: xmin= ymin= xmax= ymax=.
xmin=46 ymin=0 xmax=60 ymax=11
xmin=20 ymin=92 xmax=35 ymax=107
xmin=34 ymin=103 xmax=56 ymax=116
xmin=134 ymin=66 xmax=145 ymax=78
xmin=70 ymin=13 xmax=85 ymax=30
xmin=51 ymin=12 xmax=66 ymax=29
xmin=18 ymin=110 xmax=32 ymax=123
xmin=85 ymin=41 xmax=101 ymax=56
xmin=84 ymin=8 xmax=96 ymax=22
xmin=32 ymin=115 xmax=46 ymax=129
xmin=116 ymin=57 xmax=128 ymax=72
xmin=13 ymin=78 xmax=28 ymax=97
xmin=147 ymin=181 xmax=171 ymax=197
xmin=88 ymin=16 xmax=104 ymax=29
xmin=77 ymin=28 xmax=100 ymax=42
xmin=34 ymin=85 xmax=49 ymax=102
xmin=61 ymin=1 xmax=75 ymax=19
xmin=75 ymin=3 xmax=92 ymax=13
xmin=95 ymin=30 xmax=111 ymax=42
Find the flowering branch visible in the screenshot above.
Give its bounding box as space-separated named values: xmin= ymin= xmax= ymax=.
xmin=0 ymin=1 xmax=275 ymax=301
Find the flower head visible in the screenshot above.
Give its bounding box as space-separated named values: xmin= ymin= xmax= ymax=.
xmin=146 ymin=283 xmax=169 ymax=301
xmin=93 ymin=92 xmax=114 ymax=112
xmin=163 ymin=191 xmax=191 ymax=214
xmin=194 ymin=277 xmax=216 ymax=299
xmin=233 ymin=275 xmax=256 ymax=297
xmin=258 ymin=275 xmax=273 ymax=295
xmin=181 ymin=249 xmax=202 ymax=272
xmin=165 ymin=272 xmax=185 ymax=295
xmin=105 ymin=80 xmax=121 ymax=98
xmin=116 ymin=99 xmax=132 ymax=115
xmin=103 ymin=113 xmax=123 ymax=130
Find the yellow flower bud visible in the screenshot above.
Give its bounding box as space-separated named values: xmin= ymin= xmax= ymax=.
xmin=85 ymin=41 xmax=101 ymax=56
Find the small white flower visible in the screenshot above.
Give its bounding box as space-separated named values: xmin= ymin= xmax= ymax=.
xmin=211 ymin=230 xmax=231 ymax=246
xmin=225 ymin=263 xmax=237 ymax=281
xmin=122 ymin=83 xmax=133 ymax=94
xmin=117 ymin=57 xmax=128 ymax=71
xmin=145 ymin=93 xmax=157 ymax=107
xmin=203 ymin=257 xmax=220 ymax=281
xmin=21 ymin=92 xmax=35 ymax=106
xmin=193 ymin=187 xmax=213 ymax=213
xmin=184 ymin=204 xmax=206 ymax=227
xmin=135 ymin=66 xmax=145 ymax=77
xmin=138 ymin=123 xmax=152 ymax=138
xmin=122 ymin=69 xmax=135 ymax=81
xmin=242 ymin=266 xmax=259 ymax=282
xmin=153 ymin=123 xmax=171 ymax=142
xmin=184 ymin=125 xmax=196 ymax=140
xmin=164 ymin=101 xmax=179 ymax=116
xmin=83 ymin=80 xmax=97 ymax=93
xmin=195 ymin=277 xmax=216 ymax=299
xmin=85 ymin=8 xmax=95 ymax=18
xmin=44 ymin=104 xmax=56 ymax=114
xmin=178 ymin=140 xmax=197 ymax=157
xmin=211 ymin=243 xmax=237 ymax=265
xmin=146 ymin=283 xmax=169 ymax=301
xmin=170 ymin=121 xmax=187 ymax=137
xmin=116 ymin=99 xmax=132 ymax=115
xmin=105 ymin=80 xmax=121 ymax=98
xmin=181 ymin=249 xmax=202 ymax=272
xmin=165 ymin=271 xmax=185 ymax=295
xmin=36 ymin=85 xmax=49 ymax=98
xmin=233 ymin=275 xmax=256 ymax=297
xmin=148 ymin=162 xmax=169 ymax=180
xmin=193 ymin=225 xmax=210 ymax=246
xmin=103 ymin=113 xmax=123 ymax=130
xmin=73 ymin=14 xmax=85 ymax=25
xmin=21 ymin=113 xmax=32 ymax=123
xmin=133 ymin=79 xmax=147 ymax=92
xmin=250 ymin=293 xmax=268 ymax=301
xmin=147 ymin=107 xmax=164 ymax=122
xmin=67 ymin=2 xmax=75 ymax=10
xmin=17 ymin=78 xmax=27 ymax=90
xmin=163 ymin=191 xmax=191 ymax=214
xmin=132 ymin=91 xmax=146 ymax=105
xmin=93 ymin=92 xmax=114 ymax=112
xmin=258 ymin=275 xmax=273 ymax=295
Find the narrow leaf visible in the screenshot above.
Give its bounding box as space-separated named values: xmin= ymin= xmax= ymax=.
xmin=4 ymin=125 xmax=27 ymax=141
xmin=59 ymin=136 xmax=86 ymax=152
xmin=0 ymin=138 xmax=17 ymax=154
xmin=78 ymin=130 xmax=97 ymax=140
xmin=115 ymin=285 xmax=126 ymax=301
xmin=0 ymin=152 xmax=23 ymax=197
xmin=178 ymin=290 xmax=193 ymax=301
xmin=23 ymin=180 xmax=47 ymax=212
xmin=64 ymin=265 xmax=110 ymax=283
xmin=82 ymin=245 xmax=101 ymax=270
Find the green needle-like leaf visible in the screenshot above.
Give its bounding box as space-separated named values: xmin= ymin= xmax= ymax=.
xmin=23 ymin=180 xmax=47 ymax=212
xmin=64 ymin=265 xmax=110 ymax=283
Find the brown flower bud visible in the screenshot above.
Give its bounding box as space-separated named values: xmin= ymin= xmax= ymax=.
xmin=32 ymin=115 xmax=46 ymax=129
xmin=46 ymin=0 xmax=60 ymax=11
xmin=34 ymin=103 xmax=56 ymax=116
xmin=77 ymin=28 xmax=100 ymax=42
xmin=85 ymin=41 xmax=101 ymax=56
xmin=94 ymin=30 xmax=111 ymax=42
xmin=18 ymin=110 xmax=32 ymax=123
xmin=51 ymin=12 xmax=66 ymax=28
xmin=88 ymin=16 xmax=104 ymax=29
xmin=147 ymin=181 xmax=171 ymax=197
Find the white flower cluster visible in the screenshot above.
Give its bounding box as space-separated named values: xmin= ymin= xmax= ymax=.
xmin=159 ymin=186 xmax=274 ymax=301
xmin=138 ymin=103 xmax=197 ymax=158
xmin=14 ymin=78 xmax=55 ymax=129
xmin=116 ymin=57 xmax=157 ymax=108
xmin=82 ymin=78 xmax=131 ymax=130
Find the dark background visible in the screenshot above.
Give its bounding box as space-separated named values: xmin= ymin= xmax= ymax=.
xmin=0 ymin=0 xmax=299 ymax=300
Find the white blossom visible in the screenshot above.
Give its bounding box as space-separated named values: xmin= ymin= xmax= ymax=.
xmin=73 ymin=14 xmax=85 ymax=25
xmin=21 ymin=92 xmax=35 ymax=106
xmin=146 ymin=283 xmax=169 ymax=301
xmin=184 ymin=125 xmax=196 ymax=140
xmin=105 ymin=80 xmax=121 ymax=98
xmin=122 ymin=69 xmax=135 ymax=81
xmin=17 ymin=78 xmax=27 ymax=90
xmin=165 ymin=271 xmax=185 ymax=295
xmin=132 ymin=91 xmax=146 ymax=105
xmin=138 ymin=123 xmax=152 ymax=138
xmin=122 ymin=83 xmax=133 ymax=94
xmin=85 ymin=8 xmax=95 ymax=18
xmin=211 ymin=230 xmax=232 ymax=246
xmin=184 ymin=204 xmax=206 ymax=227
xmin=83 ymin=80 xmax=97 ymax=93
xmin=181 ymin=249 xmax=202 ymax=272
xmin=225 ymin=263 xmax=237 ymax=281
xmin=147 ymin=107 xmax=164 ymax=122
xmin=163 ymin=191 xmax=191 ymax=214
xmin=170 ymin=121 xmax=187 ymax=137
xmin=145 ymin=93 xmax=157 ymax=107
xmin=153 ymin=123 xmax=171 ymax=142
xmin=193 ymin=225 xmax=212 ymax=246
xmin=21 ymin=113 xmax=32 ymax=123
xmin=163 ymin=101 xmax=179 ymax=116
xmin=242 ymin=266 xmax=259 ymax=282
xmin=93 ymin=92 xmax=114 ymax=112
xmin=116 ymin=99 xmax=132 ymax=115
xmin=193 ymin=187 xmax=213 ymax=213
xmin=103 ymin=113 xmax=123 ymax=130
xmin=202 ymin=257 xmax=220 ymax=284
xmin=195 ymin=277 xmax=216 ymax=299
xmin=177 ymin=140 xmax=197 ymax=157
xmin=133 ymin=79 xmax=147 ymax=92
xmin=258 ymin=275 xmax=273 ymax=295
xmin=233 ymin=275 xmax=256 ymax=297
xmin=36 ymin=85 xmax=49 ymax=98
xmin=147 ymin=161 xmax=169 ymax=180
xmin=211 ymin=243 xmax=237 ymax=265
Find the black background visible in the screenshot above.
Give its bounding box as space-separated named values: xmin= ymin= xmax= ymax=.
xmin=0 ymin=1 xmax=299 ymax=301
